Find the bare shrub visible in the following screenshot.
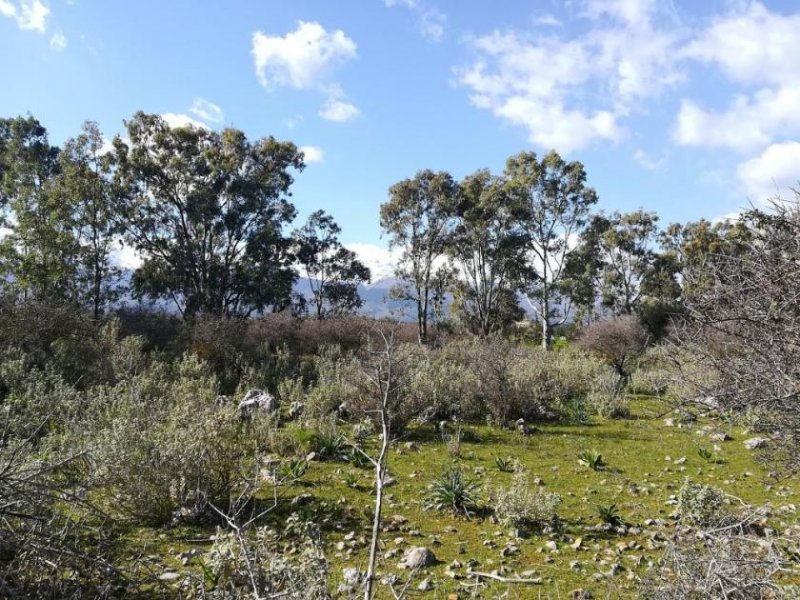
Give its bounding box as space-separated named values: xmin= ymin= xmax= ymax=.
xmin=672 ymin=199 xmax=800 ymax=472
xmin=579 ymin=315 xmax=649 ymax=391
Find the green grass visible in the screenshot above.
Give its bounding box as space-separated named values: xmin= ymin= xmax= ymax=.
xmin=126 ymin=398 xmax=800 ymax=598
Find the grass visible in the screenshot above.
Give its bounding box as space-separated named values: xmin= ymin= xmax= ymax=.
xmin=125 ymin=398 xmax=800 ymax=598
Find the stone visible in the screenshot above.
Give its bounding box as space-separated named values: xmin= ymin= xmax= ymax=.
xmin=515 ymin=418 xmax=531 ymax=435
xmin=237 ymin=389 xmax=278 ymax=418
xmin=158 ymin=572 xmax=180 ymax=582
xmin=571 ymin=589 xmax=593 ymax=599
xmin=709 ymin=432 xmax=732 ymax=442
xmin=544 ymin=540 xmax=558 ymax=552
xmin=342 ymin=567 xmax=365 ymax=586
xmin=399 ymin=546 xmax=437 ymax=569
xmin=744 ymin=437 xmax=768 ymax=450
xmin=417 ymin=578 xmax=434 ymax=591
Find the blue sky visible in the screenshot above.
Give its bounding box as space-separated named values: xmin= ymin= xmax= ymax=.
xmin=2 ymin=0 xmax=800 ymax=277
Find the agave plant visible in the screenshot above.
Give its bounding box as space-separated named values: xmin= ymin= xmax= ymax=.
xmin=495 ymin=456 xmax=516 ymax=473
xmin=578 ymin=449 xmax=605 ymax=471
xmin=596 ymin=503 xmax=623 ymax=526
xmin=278 ymin=458 xmax=308 ymax=483
xmin=425 ymin=465 xmax=482 ymax=516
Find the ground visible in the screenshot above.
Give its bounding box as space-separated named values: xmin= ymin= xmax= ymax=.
xmin=125 ymin=397 xmax=800 ymax=598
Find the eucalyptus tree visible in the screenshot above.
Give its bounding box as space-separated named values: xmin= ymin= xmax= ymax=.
xmin=379 ymin=169 xmax=458 ymax=344
xmin=59 ymin=121 xmax=121 ymax=317
xmin=0 ymin=116 xmax=80 ymax=303
xmin=294 ymin=210 xmax=371 ymax=319
xmin=113 ymin=112 xmax=304 ymax=318
xmin=504 ymin=150 xmax=598 ymax=349
xmin=448 ymin=169 xmax=528 ymax=336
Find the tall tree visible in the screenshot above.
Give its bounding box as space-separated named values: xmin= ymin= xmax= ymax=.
xmin=448 ymin=169 xmax=528 ymax=336
xmin=504 ymin=150 xmax=598 ymax=349
xmin=0 ymin=116 xmax=78 ymax=302
xmin=294 ymin=210 xmax=371 ymax=319
xmin=58 ymin=122 xmax=121 ymax=318
xmin=379 ymin=170 xmax=458 ymax=344
xmin=113 ymin=112 xmax=304 ymax=318
xmin=588 ymin=210 xmax=680 ymax=316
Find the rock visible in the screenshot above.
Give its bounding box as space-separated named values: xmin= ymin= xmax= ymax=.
xmin=238 ymin=389 xmax=278 ymax=418
xmin=544 ymin=540 xmax=558 ymax=552
xmin=418 ymin=578 xmax=434 ymax=591
xmin=288 ymin=400 xmax=304 ymax=420
xmin=744 ymin=437 xmax=768 ymax=450
xmin=710 ymin=432 xmax=732 ymax=442
xmin=501 ymin=544 xmax=520 ymax=557
xmin=571 ymin=537 xmax=583 ymax=550
xmin=515 ymin=418 xmax=531 ymax=435
xmin=571 ymin=589 xmax=593 ymax=599
xmin=381 ymin=574 xmax=400 ymax=586
xmin=674 ymin=456 xmax=687 ymax=465
xmin=306 ymin=451 xmax=320 ymax=462
xmin=291 ymin=492 xmax=313 ymax=506
xmin=399 ymin=546 xmax=437 ymax=569
xmin=404 ymin=441 xmax=419 ymax=451
xmin=663 ymin=417 xmax=675 ymax=427
xmin=158 ymin=572 xmax=180 ymax=582
xmin=342 ymin=567 xmax=365 ymax=587
xmin=336 ymin=402 xmax=349 ymax=420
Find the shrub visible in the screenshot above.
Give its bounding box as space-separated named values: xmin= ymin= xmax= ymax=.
xmin=204 ymin=516 xmax=329 ymax=599
xmin=425 ymin=465 xmax=482 ymax=516
xmin=492 ymin=471 xmax=561 ymax=528
xmin=579 ymin=315 xmax=650 ymax=391
xmin=89 ymin=354 xmax=273 ymax=525
xmin=676 ymin=479 xmax=727 ymax=526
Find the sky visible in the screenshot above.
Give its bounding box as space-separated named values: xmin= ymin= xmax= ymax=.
xmin=2 ymin=0 xmax=800 ymax=279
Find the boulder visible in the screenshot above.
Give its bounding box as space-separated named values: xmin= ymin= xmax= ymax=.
xmin=515 ymin=418 xmax=531 ymax=435
xmin=399 ymin=546 xmax=437 ymax=569
xmin=237 ymin=389 xmax=278 ymax=418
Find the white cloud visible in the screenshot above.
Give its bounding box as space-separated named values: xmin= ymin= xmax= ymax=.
xmin=737 ymin=142 xmax=800 ymax=203
xmin=49 ymin=31 xmax=66 ymax=51
xmin=683 ymin=2 xmax=800 ymax=87
xmin=0 ymin=0 xmax=49 ymax=33
xmin=160 ymin=113 xmax=209 ymax=130
xmin=534 ymin=13 xmax=562 ymax=27
xmin=251 ymin=21 xmax=357 ymax=89
xmin=189 ymin=98 xmax=224 ymax=124
xmin=318 ymin=99 xmax=360 ymax=122
xmin=457 ymin=1 xmax=684 ymax=153
xmin=251 ymin=21 xmax=360 ymax=122
xmin=299 ymin=145 xmax=324 ymax=163
xmin=345 ymin=243 xmax=401 ymax=281
xmin=384 ymin=0 xmax=446 ymax=42
xmin=633 ymin=148 xmax=664 ymax=170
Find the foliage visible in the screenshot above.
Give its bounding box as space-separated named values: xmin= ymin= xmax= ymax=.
xmin=596 ymin=503 xmax=622 ymax=526
xmin=504 ymin=150 xmax=598 ymax=348
xmin=113 ymin=112 xmax=304 ymax=317
xmin=676 ymin=479 xmax=727 ymax=526
xmin=425 ymin=465 xmax=482 ymax=516
xmin=294 ymin=210 xmax=371 ymax=318
xmin=578 ymin=449 xmax=606 ymax=471
xmin=380 ymin=169 xmax=459 ymax=344
xmin=204 ymin=516 xmax=330 ymax=599
xmin=492 ymin=470 xmax=561 ymax=528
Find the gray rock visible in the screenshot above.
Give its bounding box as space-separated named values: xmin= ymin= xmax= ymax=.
xmin=744 ymin=437 xmax=768 ymax=450
xmin=342 ymin=567 xmax=365 ymax=586
xmin=238 ymin=389 xmax=278 ymax=418
xmin=417 ymin=578 xmax=434 ymax=591
xmin=399 ymin=546 xmax=437 ymax=569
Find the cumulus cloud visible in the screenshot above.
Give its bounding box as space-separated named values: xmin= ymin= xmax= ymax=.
xmin=299 ymin=145 xmax=325 ymax=163
xmin=251 ymin=21 xmax=360 ymax=122
xmin=673 ymin=3 xmax=800 ymax=153
xmin=737 ymin=142 xmax=800 ymax=203
xmin=318 ymin=99 xmax=360 ymax=122
xmin=0 ymin=0 xmax=49 ymax=33
xmin=457 ymin=0 xmax=684 ymax=153
xmin=189 ymin=98 xmax=224 ymax=124
xmin=384 ymin=0 xmax=446 ymax=42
